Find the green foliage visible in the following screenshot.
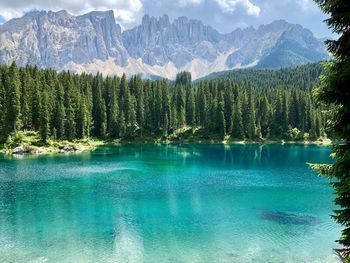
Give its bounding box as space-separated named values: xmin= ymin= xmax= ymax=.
xmin=4 ymin=63 xmax=21 ymax=134
xmin=175 ymin=71 xmax=192 ymax=87
xmin=287 ymin=127 xmax=304 ymax=141
xmin=0 ymin=67 xmax=5 ymax=140
xmin=232 ymin=95 xmax=244 ymax=138
xmin=0 ymin=64 xmax=328 ymax=144
xmin=198 ymin=62 xmax=324 ymax=91
xmin=311 ymin=0 xmax=350 ymax=261
xmin=39 ymin=91 xmax=50 ymax=143
xmin=5 ymin=132 xmax=25 ymax=149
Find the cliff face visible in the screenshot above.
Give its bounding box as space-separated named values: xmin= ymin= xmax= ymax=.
xmin=122 ymin=14 xmax=223 ymax=68
xmin=0 ymin=10 xmax=329 ymax=79
xmin=0 ymin=10 xmax=128 ymax=69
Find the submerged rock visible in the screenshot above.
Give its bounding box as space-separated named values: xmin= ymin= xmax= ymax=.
xmin=261 ymin=211 xmax=321 ymax=226
xmin=12 ymin=146 xmax=30 ymax=154
xmin=226 ymin=252 xmax=238 ymax=258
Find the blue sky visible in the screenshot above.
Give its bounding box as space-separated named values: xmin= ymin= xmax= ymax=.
xmin=0 ymin=0 xmax=331 ymax=38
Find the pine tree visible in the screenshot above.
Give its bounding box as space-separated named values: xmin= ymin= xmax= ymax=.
xmin=117 ymin=110 xmax=126 ymax=138
xmin=232 ymin=96 xmax=244 ymax=139
xmin=53 ymin=102 xmax=65 ymax=140
xmin=19 ymin=68 xmax=31 ymax=131
xmin=217 ymin=94 xmax=226 ymax=139
xmin=63 ymin=77 xmax=76 ymax=141
xmin=136 ymin=80 xmax=145 ymax=137
xmin=258 ymin=95 xmax=272 ymax=137
xmin=197 ymin=84 xmax=207 ymax=127
xmin=271 ymin=92 xmax=284 ymax=137
xmin=4 ymin=62 xmax=21 ymax=134
xmin=162 ymin=85 xmax=171 ymax=136
xmin=244 ymin=89 xmax=256 ymax=139
xmin=208 ymin=95 xmax=218 ymax=133
xmin=224 ymin=86 xmax=234 ymax=134
xmin=0 ymin=68 xmax=6 ymax=140
xmin=119 ymin=73 xmax=132 ymax=128
xmin=76 ymin=99 xmax=87 ymax=139
xmin=39 ymin=91 xmax=50 ymax=143
xmin=176 ymin=85 xmax=186 ymax=128
xmin=128 ymin=95 xmax=137 ymax=136
xmin=81 ymin=75 xmax=93 ymax=138
xmin=186 ymin=87 xmax=196 ymax=126
xmin=65 ymin=104 xmax=76 ymax=141
xmin=52 ymin=83 xmax=66 ymax=140
xmin=289 ymin=89 xmax=299 ymax=128
xmin=106 ymin=77 xmax=119 ymax=138
xmin=310 ymin=1 xmax=350 ymax=260
xmin=175 ymin=71 xmax=192 ymax=87
xmin=281 ymin=93 xmax=289 ymax=133
xmin=100 ymin=103 xmax=107 ymax=139
xmin=153 ymin=82 xmax=162 ymax=131
xmin=92 ymin=74 xmax=106 ymax=138
xmin=31 ymin=79 xmax=42 ymax=131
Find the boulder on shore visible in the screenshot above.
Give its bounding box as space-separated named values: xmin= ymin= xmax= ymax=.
xmin=59 ymin=145 xmax=80 ymax=153
xmin=12 ymin=146 xmax=30 ymax=155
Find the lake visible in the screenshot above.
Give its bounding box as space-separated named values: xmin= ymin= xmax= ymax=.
xmin=0 ymin=144 xmax=341 ymax=262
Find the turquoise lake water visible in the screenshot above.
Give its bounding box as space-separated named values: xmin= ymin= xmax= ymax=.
xmin=0 ymin=144 xmax=341 ymax=262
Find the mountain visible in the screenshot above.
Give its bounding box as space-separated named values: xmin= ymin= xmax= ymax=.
xmin=256 ymin=25 xmax=328 ymax=68
xmin=0 ymin=10 xmax=329 ymax=79
xmin=0 ymin=10 xmax=128 ymax=67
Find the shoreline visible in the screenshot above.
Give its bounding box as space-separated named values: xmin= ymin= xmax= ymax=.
xmin=0 ymin=137 xmax=332 ymax=157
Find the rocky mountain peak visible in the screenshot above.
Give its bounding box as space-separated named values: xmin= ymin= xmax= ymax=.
xmin=0 ymin=11 xmax=329 ymax=79
xmin=159 ymin=14 xmax=171 ymax=27
xmin=80 ymin=10 xmax=115 ymax=23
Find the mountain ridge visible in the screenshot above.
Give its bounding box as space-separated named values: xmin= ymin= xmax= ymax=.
xmin=0 ymin=10 xmax=329 ymax=79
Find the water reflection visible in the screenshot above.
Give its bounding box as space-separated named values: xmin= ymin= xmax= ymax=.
xmin=113 ymin=220 xmax=144 ymax=263
xmin=0 ymin=144 xmax=339 ymax=262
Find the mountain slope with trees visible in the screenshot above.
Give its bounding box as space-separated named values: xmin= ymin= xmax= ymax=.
xmin=197 ymin=62 xmax=324 ymax=90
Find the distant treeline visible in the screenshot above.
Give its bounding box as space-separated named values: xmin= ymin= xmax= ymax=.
xmin=0 ymin=63 xmax=328 ymax=143
xmin=197 ymin=63 xmax=324 ymax=91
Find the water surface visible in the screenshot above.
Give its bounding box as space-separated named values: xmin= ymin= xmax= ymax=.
xmin=0 ymin=144 xmax=341 ymax=262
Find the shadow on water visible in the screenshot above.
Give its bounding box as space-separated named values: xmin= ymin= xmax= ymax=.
xmin=261 ymin=211 xmax=322 ymax=226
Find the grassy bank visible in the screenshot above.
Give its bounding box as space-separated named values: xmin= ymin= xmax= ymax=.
xmin=0 ymin=128 xmax=332 ymax=156
xmin=0 ymin=131 xmax=105 ymax=155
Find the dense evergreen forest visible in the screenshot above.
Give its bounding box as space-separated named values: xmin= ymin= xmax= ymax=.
xmin=198 ymin=63 xmax=324 ymax=90
xmin=0 ymin=63 xmax=328 ymax=144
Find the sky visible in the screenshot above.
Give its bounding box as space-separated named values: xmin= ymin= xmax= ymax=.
xmin=0 ymin=0 xmax=332 ymax=38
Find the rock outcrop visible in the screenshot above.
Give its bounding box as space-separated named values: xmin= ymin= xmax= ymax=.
xmin=12 ymin=146 xmax=30 ymax=154
xmin=0 ymin=10 xmax=128 ymax=69
xmin=0 ymin=11 xmax=330 ymax=79
xmin=59 ymin=145 xmax=81 ymax=153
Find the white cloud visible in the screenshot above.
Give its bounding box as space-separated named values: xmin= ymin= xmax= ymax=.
xmin=176 ymin=0 xmax=260 ymax=15
xmin=296 ymin=0 xmax=310 ymax=11
xmin=177 ymin=0 xmax=204 ymax=7
xmin=215 ymin=0 xmax=260 ymax=16
xmin=0 ymin=8 xmax=23 ymax=21
xmin=0 ymin=0 xmax=261 ymax=27
xmin=0 ymin=0 xmax=143 ymax=26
